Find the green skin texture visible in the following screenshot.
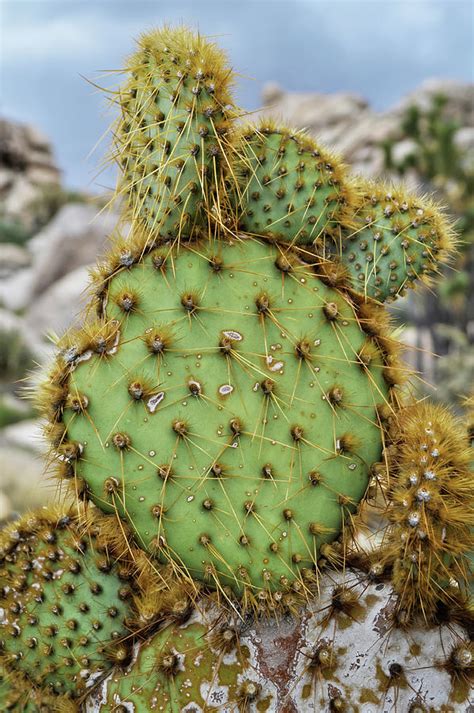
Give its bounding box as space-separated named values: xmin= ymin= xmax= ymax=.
xmin=235 ymin=129 xmax=345 ymax=245
xmin=327 ymin=195 xmax=443 ymax=302
xmin=119 ymin=42 xmax=231 ymax=240
xmin=0 ymin=520 xmax=131 ymax=699
xmin=95 ymin=619 xmax=259 ymax=712
xmin=63 ymin=238 xmax=388 ymax=595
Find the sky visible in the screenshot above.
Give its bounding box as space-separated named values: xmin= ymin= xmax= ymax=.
xmin=1 ymin=0 xmax=473 ymax=191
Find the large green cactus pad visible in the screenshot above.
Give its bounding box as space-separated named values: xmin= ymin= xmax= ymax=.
xmin=55 ymin=238 xmax=392 ymax=603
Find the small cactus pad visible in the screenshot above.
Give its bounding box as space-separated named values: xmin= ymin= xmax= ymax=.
xmin=322 ymin=181 xmax=455 ymax=302
xmin=0 ymin=507 xmax=135 ymax=706
xmin=114 ymin=26 xmax=238 ymax=242
xmin=87 ymin=608 xmax=273 ymax=712
xmin=233 ymin=122 xmax=355 ymax=245
xmin=45 ymin=237 xmax=396 ymax=604
xmin=381 ymin=402 xmax=473 ymax=622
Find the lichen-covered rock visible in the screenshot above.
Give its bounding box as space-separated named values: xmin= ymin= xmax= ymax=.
xmin=86 ymin=610 xmax=274 ymax=712
xmin=86 ymin=568 xmax=473 ymax=712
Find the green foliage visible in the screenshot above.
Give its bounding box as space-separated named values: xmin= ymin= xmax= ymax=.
xmin=0 ymin=219 xmax=34 ymax=246
xmin=0 ymin=396 xmax=33 ymax=428
xmin=0 ymin=326 xmax=34 ymax=383
xmin=382 ymin=93 xmax=474 ymax=407
xmin=0 ymin=186 xmax=88 ymax=246
xmin=27 ymin=184 xmax=88 ymax=234
xmin=431 ymin=325 xmax=474 ymax=406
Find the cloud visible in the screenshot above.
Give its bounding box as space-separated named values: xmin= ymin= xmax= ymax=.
xmin=1 ymin=5 xmax=148 ymax=64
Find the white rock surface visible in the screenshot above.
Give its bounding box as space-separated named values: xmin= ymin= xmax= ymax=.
xmin=0 ymin=242 xmax=31 ymax=277
xmin=1 ymin=418 xmax=45 ymax=453
xmin=0 ymin=445 xmax=51 ymax=514
xmin=86 ymin=569 xmax=471 ymax=712
xmin=25 ymin=264 xmax=91 ymax=348
xmin=27 ymin=203 xmax=118 ymax=298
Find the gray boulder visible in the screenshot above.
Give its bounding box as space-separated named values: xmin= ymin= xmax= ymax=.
xmin=28 ymin=202 xmax=118 ymax=298
xmin=0 ymin=242 xmax=31 ymax=278
xmin=25 ymin=264 xmax=91 ymax=350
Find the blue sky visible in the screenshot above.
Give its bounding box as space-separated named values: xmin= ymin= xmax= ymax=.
xmin=1 ymin=0 xmax=473 ymax=191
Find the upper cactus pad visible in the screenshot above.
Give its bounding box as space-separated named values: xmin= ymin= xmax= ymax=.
xmin=233 ymin=122 xmax=355 ymax=245
xmin=114 ymin=27 xmax=238 ymax=242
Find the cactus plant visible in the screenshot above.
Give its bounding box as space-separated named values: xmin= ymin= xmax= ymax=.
xmin=321 ymin=181 xmax=456 ymax=302
xmin=377 ymin=401 xmax=473 ymax=624
xmin=0 ymin=506 xmax=164 ymax=710
xmin=1 ymin=23 xmax=471 ymax=712
xmin=232 ymin=120 xmax=357 ymax=246
xmin=112 ymin=26 xmax=240 ymax=244
xmin=86 ymin=608 xmax=269 ymax=712
xmin=45 ymin=234 xmax=403 ymax=608
xmin=0 ymin=668 xmax=41 ymax=711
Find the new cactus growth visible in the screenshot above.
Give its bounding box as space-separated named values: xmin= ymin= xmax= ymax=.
xmin=232 ymin=121 xmax=356 ymax=246
xmin=379 ymin=402 xmax=473 ymax=623
xmin=113 ymin=26 xmax=239 ymax=243
xmin=322 ymin=181 xmax=456 ymax=302
xmin=2 ymin=23 xmax=472 ymax=712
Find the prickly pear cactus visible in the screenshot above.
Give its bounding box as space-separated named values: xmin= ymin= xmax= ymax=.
xmin=321 ymin=181 xmax=456 ymax=302
xmin=50 ymin=235 xmax=400 ymax=606
xmin=2 ymin=22 xmax=470 ymax=713
xmin=86 ymin=609 xmax=273 ymax=712
xmin=379 ymin=402 xmax=473 ymax=623
xmin=233 ymin=121 xmax=356 ymax=245
xmin=1 ymin=668 xmax=41 ymax=711
xmin=0 ymin=507 xmax=161 ymax=710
